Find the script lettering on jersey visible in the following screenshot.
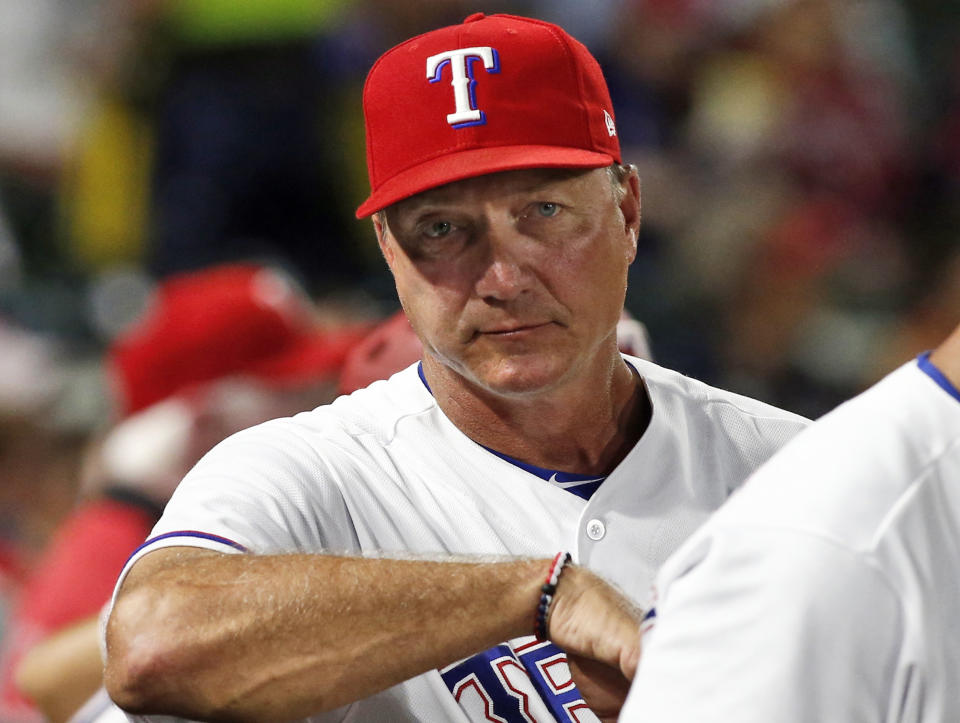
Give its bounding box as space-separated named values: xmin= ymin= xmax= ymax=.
xmin=426 ymin=47 xmax=500 ymax=128
xmin=440 ymin=638 xmax=599 ymax=722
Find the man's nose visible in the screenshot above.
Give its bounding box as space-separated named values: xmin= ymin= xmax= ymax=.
xmin=473 ymin=218 xmax=534 ymax=301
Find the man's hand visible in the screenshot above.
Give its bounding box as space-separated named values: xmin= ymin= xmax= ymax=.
xmin=568 ymin=654 xmax=634 ymax=722
xmin=547 ymin=565 xmax=644 ymax=720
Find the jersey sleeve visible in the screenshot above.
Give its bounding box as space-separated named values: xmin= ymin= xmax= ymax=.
xmin=113 ymin=415 xmax=360 ymax=595
xmin=621 ymin=528 xmax=902 ymax=722
xmin=622 ymin=358 xmax=960 ymax=722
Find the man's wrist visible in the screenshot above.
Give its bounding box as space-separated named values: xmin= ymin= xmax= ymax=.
xmin=534 ymin=552 xmax=572 ymax=640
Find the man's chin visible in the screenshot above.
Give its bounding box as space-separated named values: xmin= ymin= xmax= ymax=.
xmin=468 ymin=358 xmax=567 ymax=397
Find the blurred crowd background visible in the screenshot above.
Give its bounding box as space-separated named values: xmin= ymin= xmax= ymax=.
xmin=0 ymin=0 xmax=958 ymax=717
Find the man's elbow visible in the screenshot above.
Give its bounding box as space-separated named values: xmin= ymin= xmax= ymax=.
xmin=104 ymin=645 xmax=157 ymax=713
xmin=103 ymin=587 xmax=191 ymax=715
xmin=103 ymin=606 xmax=167 ymax=713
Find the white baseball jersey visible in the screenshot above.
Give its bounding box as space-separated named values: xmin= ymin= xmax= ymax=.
xmin=110 ymin=356 xmax=807 ymax=723
xmin=621 ymin=356 xmax=960 ymax=722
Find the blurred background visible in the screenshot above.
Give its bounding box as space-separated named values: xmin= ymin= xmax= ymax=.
xmin=0 ymin=0 xmax=957 ymax=717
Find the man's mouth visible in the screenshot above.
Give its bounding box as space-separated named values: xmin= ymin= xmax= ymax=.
xmin=480 ymin=321 xmax=554 ymax=336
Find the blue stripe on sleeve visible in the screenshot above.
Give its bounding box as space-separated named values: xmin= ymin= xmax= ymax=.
xmin=123 ymin=530 xmax=248 ymax=567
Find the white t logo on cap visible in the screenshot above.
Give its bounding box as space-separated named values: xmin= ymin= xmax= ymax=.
xmin=426 ymin=47 xmax=500 ymax=128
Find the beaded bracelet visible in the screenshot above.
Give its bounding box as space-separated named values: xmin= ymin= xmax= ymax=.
xmin=534 ymin=551 xmax=572 ymax=640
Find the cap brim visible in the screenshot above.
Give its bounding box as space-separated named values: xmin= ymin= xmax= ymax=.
xmin=356 ymin=145 xmax=614 ymax=218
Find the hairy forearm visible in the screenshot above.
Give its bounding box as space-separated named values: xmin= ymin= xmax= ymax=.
xmin=105 ymin=548 xmax=548 ymax=721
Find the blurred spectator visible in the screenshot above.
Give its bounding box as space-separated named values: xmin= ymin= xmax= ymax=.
xmin=0 ymin=319 xmax=88 ymax=723
xmin=337 ymin=309 xmax=423 ymax=395
xmin=1 ymin=263 xmax=368 ymax=722
xmin=0 ymin=320 xmax=83 ymax=568
xmin=0 ymin=0 xmax=91 ymax=173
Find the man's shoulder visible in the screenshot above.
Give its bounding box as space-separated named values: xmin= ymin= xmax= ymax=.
xmin=327 ymin=363 xmax=436 ymax=432
xmin=624 ymin=356 xmax=809 ymax=486
xmin=627 ymin=356 xmax=809 ymax=428
xmin=281 ymin=362 xmax=436 ymax=437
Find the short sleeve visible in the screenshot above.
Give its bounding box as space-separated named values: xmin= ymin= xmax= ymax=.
xmin=111 ymin=416 xmax=361 ymax=599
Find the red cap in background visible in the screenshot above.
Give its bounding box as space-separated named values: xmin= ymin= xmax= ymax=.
xmin=338 ymin=310 xmax=423 ymax=395
xmin=108 ymin=264 xmax=365 ymax=417
xmin=356 ymin=13 xmax=620 ymax=218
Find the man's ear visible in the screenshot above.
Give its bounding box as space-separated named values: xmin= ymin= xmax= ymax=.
xmin=620 ymin=166 xmax=641 ymax=262
xmin=373 ymin=213 xmax=396 ymax=268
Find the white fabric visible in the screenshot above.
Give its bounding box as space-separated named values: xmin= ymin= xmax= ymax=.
xmin=110 ymin=356 xmax=807 ymax=722
xmin=69 ymin=688 xmax=130 ymax=723
xmin=622 ymin=361 xmax=960 ymax=722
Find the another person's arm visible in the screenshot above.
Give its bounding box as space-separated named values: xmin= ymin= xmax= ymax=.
xmin=105 ymin=548 xmax=642 ymax=722
xmin=15 ymin=616 xmax=102 ymax=723
xmin=621 ymin=322 xmax=960 ymax=721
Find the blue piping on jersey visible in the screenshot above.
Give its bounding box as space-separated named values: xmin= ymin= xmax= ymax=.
xmin=123 ymin=530 xmax=247 ymax=568
xmin=417 ymin=361 xmax=432 ymax=394
xmin=917 ymin=351 xmax=960 ymax=404
xmin=481 ymin=445 xmax=606 ymax=500
xmin=416 ymin=362 xmax=609 ymax=499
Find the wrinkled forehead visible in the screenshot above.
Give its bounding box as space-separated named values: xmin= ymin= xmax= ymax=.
xmin=385 ymin=167 xmax=604 ymax=218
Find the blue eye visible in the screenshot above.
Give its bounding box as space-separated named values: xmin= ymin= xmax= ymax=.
xmin=537 ymin=202 xmax=560 ymax=217
xmin=425 ymin=221 xmax=453 ymax=238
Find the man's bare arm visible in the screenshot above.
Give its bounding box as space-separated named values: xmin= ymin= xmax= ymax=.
xmin=104 ymin=548 xmax=642 ymax=722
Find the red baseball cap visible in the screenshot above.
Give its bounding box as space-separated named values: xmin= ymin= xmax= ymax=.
xmin=338 ymin=310 xmax=423 ymax=395
xmin=356 ymin=13 xmax=621 ymax=218
xmin=107 ymin=264 xmax=366 ymax=417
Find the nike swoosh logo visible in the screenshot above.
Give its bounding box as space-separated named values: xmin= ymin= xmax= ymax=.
xmin=547 ymin=473 xmax=605 ymax=487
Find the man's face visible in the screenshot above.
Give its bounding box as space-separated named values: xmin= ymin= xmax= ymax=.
xmin=376 ymin=166 xmax=640 ymax=397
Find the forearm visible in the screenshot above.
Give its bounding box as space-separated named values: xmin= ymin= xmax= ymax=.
xmin=105 ymin=548 xmax=548 ymax=721
xmin=16 ymin=616 xmax=103 ymax=723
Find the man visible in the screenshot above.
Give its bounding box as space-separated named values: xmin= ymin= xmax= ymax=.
xmin=104 ymin=14 xmax=807 ymax=722
xmin=619 ymin=324 xmax=960 ymax=722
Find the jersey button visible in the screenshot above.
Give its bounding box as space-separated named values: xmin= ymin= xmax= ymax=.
xmin=586 ymin=519 xmax=606 ymax=541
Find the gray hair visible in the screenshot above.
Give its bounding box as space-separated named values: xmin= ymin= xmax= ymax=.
xmin=607 ymin=162 xmax=633 ymax=203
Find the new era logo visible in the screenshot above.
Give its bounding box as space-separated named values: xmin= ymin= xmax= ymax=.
xmin=427 ymin=46 xmax=501 ymax=128
xmin=604 ymin=110 xmax=616 ymax=137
